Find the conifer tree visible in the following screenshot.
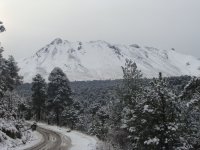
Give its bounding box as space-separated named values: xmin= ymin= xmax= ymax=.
xmin=0 ymin=48 xmax=7 ymax=98
xmin=120 ymin=59 xmax=183 ymax=149
xmin=61 ymin=100 xmax=80 ymax=129
xmin=136 ymin=73 xmax=182 ymax=149
xmin=31 ymin=74 xmax=47 ymax=121
xmin=0 ymin=24 xmax=8 ymax=97
xmin=120 ymin=59 xmax=144 ymax=148
xmin=180 ymin=77 xmax=200 ymax=148
xmin=6 ymin=55 xmax=23 ymax=90
xmin=47 ymin=67 xmax=72 ymax=125
xmin=0 ymin=54 xmax=22 ymax=97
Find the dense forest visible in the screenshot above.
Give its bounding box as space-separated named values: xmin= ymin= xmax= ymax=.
xmin=16 ymin=62 xmax=200 ymax=149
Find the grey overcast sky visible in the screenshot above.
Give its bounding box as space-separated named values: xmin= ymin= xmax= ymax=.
xmin=0 ymin=0 xmax=200 ymax=60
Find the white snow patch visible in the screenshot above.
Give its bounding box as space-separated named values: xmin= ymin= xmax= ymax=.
xmin=144 ymin=137 xmax=160 ymax=145
xmin=14 ymin=131 xmax=43 ymax=150
xmin=186 ymin=99 xmax=198 ymax=107
xmin=0 ymin=130 xmax=42 ymax=150
xmin=143 ymin=105 xmax=154 ymax=113
xmin=37 ymin=122 xmax=98 ymax=150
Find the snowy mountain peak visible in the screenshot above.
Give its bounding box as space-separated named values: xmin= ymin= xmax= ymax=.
xmin=19 ymin=39 xmax=200 ymax=82
xmin=50 ymin=38 xmax=63 ymax=45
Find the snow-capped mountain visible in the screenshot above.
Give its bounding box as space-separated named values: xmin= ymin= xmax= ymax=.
xmin=19 ymin=38 xmax=200 ymax=82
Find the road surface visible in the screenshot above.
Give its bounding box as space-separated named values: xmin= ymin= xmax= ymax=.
xmin=25 ymin=126 xmax=71 ymax=150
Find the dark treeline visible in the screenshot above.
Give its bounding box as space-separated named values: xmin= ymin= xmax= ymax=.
xmin=17 ymin=76 xmax=191 ymax=98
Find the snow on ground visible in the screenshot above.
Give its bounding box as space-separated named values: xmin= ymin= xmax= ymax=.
xmin=37 ymin=122 xmax=98 ymax=150
xmin=0 ymin=130 xmax=42 ymax=150
xmin=64 ymin=131 xmax=97 ymax=150
xmin=14 ymin=131 xmax=42 ymax=150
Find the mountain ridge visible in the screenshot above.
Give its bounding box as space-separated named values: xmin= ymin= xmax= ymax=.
xmin=19 ymin=38 xmax=200 ymax=82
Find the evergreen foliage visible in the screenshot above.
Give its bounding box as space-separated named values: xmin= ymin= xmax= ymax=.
xmin=180 ymin=77 xmax=200 ymax=149
xmin=6 ymin=55 xmax=23 ymax=90
xmin=47 ymin=67 xmax=73 ymax=126
xmin=136 ymin=73 xmax=182 ymax=149
xmin=120 ymin=59 xmax=144 ymax=146
xmin=31 ymin=74 xmax=47 ymax=121
xmin=0 ymin=23 xmax=30 ymax=146
xmin=120 ymin=60 xmax=185 ymax=149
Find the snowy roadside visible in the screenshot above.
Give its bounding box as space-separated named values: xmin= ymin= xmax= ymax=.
xmin=14 ymin=131 xmax=42 ymax=150
xmin=0 ymin=129 xmax=42 ymax=150
xmin=37 ymin=122 xmax=98 ymax=150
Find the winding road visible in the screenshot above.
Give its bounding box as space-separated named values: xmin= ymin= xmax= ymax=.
xmin=25 ymin=127 xmax=71 ymax=150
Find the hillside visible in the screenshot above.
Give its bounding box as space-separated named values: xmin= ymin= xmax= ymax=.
xmin=19 ymin=38 xmax=200 ymax=82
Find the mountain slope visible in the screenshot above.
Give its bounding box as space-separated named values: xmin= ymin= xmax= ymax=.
xmin=19 ymin=38 xmax=200 ymax=82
